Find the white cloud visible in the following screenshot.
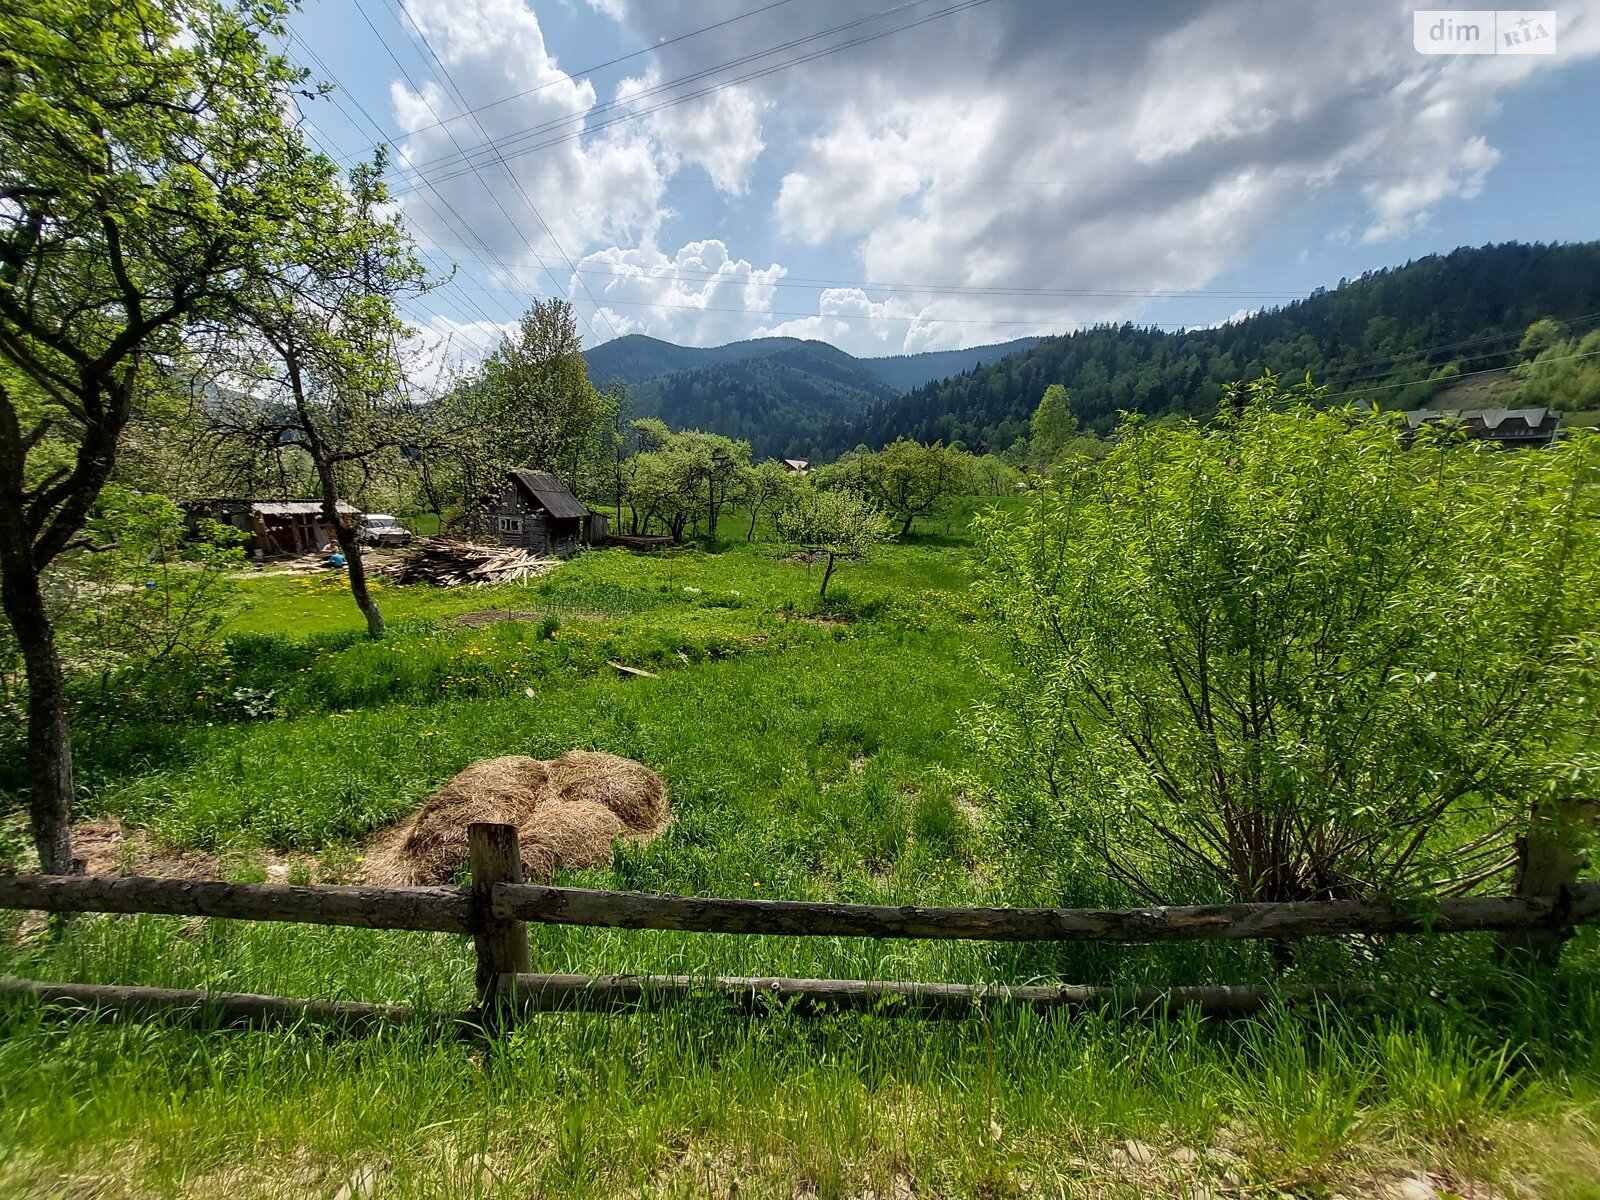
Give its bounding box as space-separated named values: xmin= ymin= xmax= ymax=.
xmin=589 ymin=0 xmax=1600 ymax=352
xmin=616 ymin=67 xmax=767 ymax=194
xmin=375 ymin=0 xmax=1600 ymax=356
xmin=577 ymin=240 xmax=787 ymax=346
xmin=390 ymin=0 xmax=677 ymax=285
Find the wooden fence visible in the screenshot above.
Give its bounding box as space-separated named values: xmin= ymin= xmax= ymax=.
xmin=1 ymin=823 xmax=1596 ymax=1033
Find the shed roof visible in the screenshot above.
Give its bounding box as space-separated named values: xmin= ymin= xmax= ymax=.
xmin=508 ymin=470 xmax=590 ymax=520
xmin=252 ymin=501 xmax=357 ymax=516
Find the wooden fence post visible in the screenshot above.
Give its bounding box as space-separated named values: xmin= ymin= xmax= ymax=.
xmin=468 ymin=823 xmax=530 ymax=1022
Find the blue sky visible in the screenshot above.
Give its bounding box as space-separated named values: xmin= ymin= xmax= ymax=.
xmin=282 ymin=0 xmax=1600 ymax=364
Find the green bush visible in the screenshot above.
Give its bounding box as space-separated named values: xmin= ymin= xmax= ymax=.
xmin=974 ymin=374 xmax=1600 ymax=905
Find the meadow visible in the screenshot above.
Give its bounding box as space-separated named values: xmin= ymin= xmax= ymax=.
xmin=2 ymin=499 xmax=1599 ymax=1199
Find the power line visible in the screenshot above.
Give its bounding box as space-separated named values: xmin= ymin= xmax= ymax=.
xmin=387 ymin=0 xmax=947 ymax=182
xmin=417 ymin=245 xmax=1315 ymax=301
xmin=388 ymin=0 xmax=996 ymax=197
xmin=385 ymin=0 xmax=621 ymax=342
xmin=1322 ymin=347 xmax=1600 ymax=402
xmin=332 ymin=0 xmax=798 ymax=164
xmin=282 ymin=34 xmax=511 ymax=356
xmin=339 ymin=4 xmax=592 ymax=349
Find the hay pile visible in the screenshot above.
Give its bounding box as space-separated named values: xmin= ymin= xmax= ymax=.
xmin=366 ymin=751 xmax=669 ymax=885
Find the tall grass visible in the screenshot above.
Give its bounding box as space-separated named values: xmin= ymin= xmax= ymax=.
xmin=3 ymin=512 xmax=1599 ymax=1197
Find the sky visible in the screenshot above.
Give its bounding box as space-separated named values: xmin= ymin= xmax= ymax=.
xmin=281 ymin=0 xmax=1600 ymax=367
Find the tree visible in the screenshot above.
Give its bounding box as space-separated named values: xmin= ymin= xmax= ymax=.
xmin=1030 ymin=383 xmax=1078 ymax=462
xmin=0 ymin=0 xmax=345 ymax=874
xmin=974 ymin=374 xmax=1600 ymax=908
xmin=478 ymin=299 xmax=608 ymax=492
xmin=855 ymin=439 xmax=970 ymax=537
xmin=1518 ymin=317 xmax=1566 ymax=361
xmin=55 ymin=487 xmax=244 ymax=702
xmin=217 ymin=153 xmax=427 ymax=640
xmin=740 ymin=459 xmax=797 ymax=541
xmin=616 ymin=423 xmax=750 ymax=541
xmin=774 ymin=483 xmax=890 ymax=599
xmin=1515 ymin=327 xmax=1600 ymax=413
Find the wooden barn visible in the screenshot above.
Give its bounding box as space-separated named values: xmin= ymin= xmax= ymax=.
xmin=493 ymin=470 xmax=605 ymax=555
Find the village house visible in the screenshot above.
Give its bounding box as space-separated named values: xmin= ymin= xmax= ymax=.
xmin=492 ymin=469 xmax=607 ymax=555
xmin=1400 ymin=406 xmax=1560 ymax=448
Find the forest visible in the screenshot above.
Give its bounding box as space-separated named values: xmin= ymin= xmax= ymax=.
xmin=832 ymin=241 xmax=1600 ymax=454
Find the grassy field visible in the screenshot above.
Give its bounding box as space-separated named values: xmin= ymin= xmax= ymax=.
xmin=3 ymin=498 xmax=1599 ymax=1199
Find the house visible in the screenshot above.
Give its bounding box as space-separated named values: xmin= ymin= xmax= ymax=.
xmin=782 ymin=458 xmax=811 ymax=473
xmin=185 ymin=498 xmax=357 ymax=556
xmin=492 ymin=470 xmax=606 ymax=555
xmin=1401 ymin=407 xmax=1560 ymax=448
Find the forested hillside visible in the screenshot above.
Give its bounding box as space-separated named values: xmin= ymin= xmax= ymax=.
xmin=832 ymin=242 xmax=1600 ymax=453
xmin=626 ymin=341 xmax=900 ymax=459
xmin=584 ymin=334 xmax=809 ymax=388
xmin=586 ymin=334 xmax=1041 ymax=457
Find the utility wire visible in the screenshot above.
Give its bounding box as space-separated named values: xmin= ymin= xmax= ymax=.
xmin=388 ymin=0 xmax=950 ymax=181
xmin=1321 ymin=347 xmax=1600 ymax=402
xmin=283 ymin=34 xmax=511 ymax=355
xmin=388 ymin=0 xmax=995 ymax=196
xmin=385 ymin=0 xmax=621 ymax=341
xmin=332 ymin=0 xmax=798 ymax=162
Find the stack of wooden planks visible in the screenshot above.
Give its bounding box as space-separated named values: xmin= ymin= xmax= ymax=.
xmin=389 ymin=538 xmax=556 ymax=587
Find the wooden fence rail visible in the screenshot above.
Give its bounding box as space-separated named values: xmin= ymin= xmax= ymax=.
xmin=0 ymin=823 xmax=1595 ymax=1034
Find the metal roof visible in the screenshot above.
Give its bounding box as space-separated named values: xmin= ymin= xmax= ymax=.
xmin=508 ymin=470 xmax=590 ymax=520
xmin=1402 ymin=407 xmax=1555 ymax=430
xmin=252 ymin=501 xmax=357 ymax=516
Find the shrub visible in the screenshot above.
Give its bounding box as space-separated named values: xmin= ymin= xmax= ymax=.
xmin=973 ymin=375 xmax=1600 ymax=905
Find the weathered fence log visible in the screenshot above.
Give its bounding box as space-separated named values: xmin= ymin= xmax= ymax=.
xmin=0 ymin=977 xmax=458 ymax=1033
xmin=468 ymin=823 xmax=531 ymax=1013
xmin=499 ymin=972 xmax=1367 ymax=1018
xmin=493 ymin=882 xmax=1600 ymax=942
xmin=4 ymin=873 xmax=1595 ymax=946
xmin=0 ymin=874 xmax=471 ymax=933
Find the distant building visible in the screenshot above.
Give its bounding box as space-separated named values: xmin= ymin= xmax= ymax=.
xmin=782 ymin=458 xmax=811 ymax=473
xmin=492 ymin=470 xmax=606 ymax=555
xmin=1400 ymin=407 xmax=1560 ymax=448
xmin=185 ymin=498 xmax=357 ymax=556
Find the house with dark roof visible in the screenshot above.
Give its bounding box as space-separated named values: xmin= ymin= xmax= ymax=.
xmin=493 ymin=470 xmax=604 ymax=555
xmin=1400 ymin=406 xmax=1560 ymax=448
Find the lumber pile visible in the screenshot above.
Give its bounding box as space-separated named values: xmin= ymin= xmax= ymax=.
xmin=389 ymin=538 xmax=556 ymax=587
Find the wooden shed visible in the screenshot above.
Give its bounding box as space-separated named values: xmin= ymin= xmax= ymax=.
xmin=493 ymin=470 xmax=600 ymax=556
xmin=185 ymin=498 xmax=357 ymax=556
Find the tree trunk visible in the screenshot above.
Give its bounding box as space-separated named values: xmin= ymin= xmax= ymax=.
xmin=311 ymin=452 xmax=383 ymax=639
xmin=0 ymin=549 xmax=77 ymax=875
xmin=747 ymin=503 xmax=760 ymax=543
xmin=330 ymin=510 xmax=385 ymax=640
xmin=900 ymin=513 xmax=915 ymax=538
xmin=1497 ymin=799 xmax=1596 ymax=970
xmin=285 ymin=347 xmax=385 ymax=640
xmin=820 ymin=551 xmax=837 ymax=599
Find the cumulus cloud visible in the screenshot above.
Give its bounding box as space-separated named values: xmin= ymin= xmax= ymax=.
xmin=615 ymin=67 xmax=767 ymax=194
xmin=390 ymin=0 xmax=675 ymax=284
xmin=576 ymin=239 xmax=787 ymax=347
xmin=590 ymin=0 xmax=1600 ymax=351
xmin=373 ymin=0 xmax=1600 ymax=354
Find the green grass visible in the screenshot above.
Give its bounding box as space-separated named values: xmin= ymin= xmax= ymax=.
xmin=4 ymin=498 xmax=1600 ymax=1197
